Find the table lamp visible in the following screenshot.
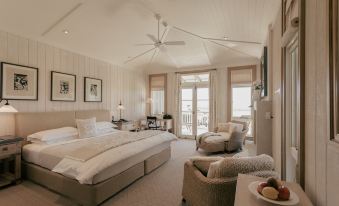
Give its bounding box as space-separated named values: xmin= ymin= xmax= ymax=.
xmin=117 ymin=101 xmax=125 ymax=120
xmin=0 ymin=99 xmax=18 ymax=113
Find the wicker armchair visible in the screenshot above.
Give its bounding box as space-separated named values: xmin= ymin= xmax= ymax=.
xmin=182 ymin=161 xmax=238 ymax=206
xmin=182 ymin=155 xmax=278 ymax=206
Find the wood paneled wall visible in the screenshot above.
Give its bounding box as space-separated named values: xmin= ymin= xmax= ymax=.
xmin=268 ymin=7 xmax=283 ymax=177
xmin=0 ymin=30 xmax=146 ymax=136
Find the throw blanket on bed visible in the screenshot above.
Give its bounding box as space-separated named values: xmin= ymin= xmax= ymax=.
xmin=40 ymin=130 xmax=164 ymax=163
xmin=197 ymin=132 xmax=221 ymax=144
xmin=67 ymin=130 xmax=163 ymax=161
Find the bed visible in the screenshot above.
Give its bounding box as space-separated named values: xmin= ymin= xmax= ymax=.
xmin=16 ymin=110 xmax=177 ymax=206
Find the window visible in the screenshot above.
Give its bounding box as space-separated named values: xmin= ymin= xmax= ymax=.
xmin=232 ymin=86 xmax=252 ymax=118
xmin=149 ymin=74 xmax=167 ymax=115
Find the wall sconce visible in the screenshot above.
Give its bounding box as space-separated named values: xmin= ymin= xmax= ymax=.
xmin=0 ymin=99 xmax=18 ymax=113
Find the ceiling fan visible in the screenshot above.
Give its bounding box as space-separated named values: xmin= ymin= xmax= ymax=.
xmin=124 ymin=14 xmax=186 ymax=64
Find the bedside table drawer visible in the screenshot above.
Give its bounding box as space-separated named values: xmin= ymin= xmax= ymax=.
xmin=0 ymin=143 xmax=20 ymax=157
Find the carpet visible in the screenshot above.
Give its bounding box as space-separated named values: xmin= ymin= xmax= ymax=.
xmin=0 ymin=139 xmax=254 ymax=206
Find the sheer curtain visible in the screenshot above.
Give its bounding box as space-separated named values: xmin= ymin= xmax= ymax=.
xmin=174 ymin=73 xmax=182 ymax=136
xmin=209 ymin=70 xmax=217 ymax=131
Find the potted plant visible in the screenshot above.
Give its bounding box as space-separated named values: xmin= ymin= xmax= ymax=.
xmin=163 ymin=114 xmax=172 ymax=119
xmin=252 ymin=81 xmax=263 ymax=101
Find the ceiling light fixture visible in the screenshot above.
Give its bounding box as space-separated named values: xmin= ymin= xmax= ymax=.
xmin=63 ymin=30 xmax=69 ymax=34
xmin=223 ymin=36 xmax=229 ymax=40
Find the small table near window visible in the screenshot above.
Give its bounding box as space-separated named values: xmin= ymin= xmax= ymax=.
xmin=234 ymin=174 xmax=313 ymax=206
xmin=140 ymin=119 xmax=173 ymax=132
xmin=0 ymin=136 xmax=23 ymax=187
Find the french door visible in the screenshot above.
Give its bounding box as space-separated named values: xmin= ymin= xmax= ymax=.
xmin=180 ymin=86 xmax=209 ymax=138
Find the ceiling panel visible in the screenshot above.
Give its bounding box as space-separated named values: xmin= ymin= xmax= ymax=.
xmin=0 ymin=0 xmax=281 ymax=71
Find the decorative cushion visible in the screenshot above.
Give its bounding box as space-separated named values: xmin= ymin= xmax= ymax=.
xmin=190 ymin=156 xmax=224 ymax=175
xmin=231 ymin=120 xmax=248 ymax=131
xmin=207 ymin=154 xmax=274 ymax=178
xmin=76 ymin=117 xmax=97 ymax=138
xmin=228 ymin=123 xmax=244 ymax=133
xmin=217 ymin=123 xmax=231 ymax=132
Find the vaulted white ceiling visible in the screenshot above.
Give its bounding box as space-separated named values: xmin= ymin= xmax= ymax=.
xmin=0 ymin=0 xmax=280 ymax=72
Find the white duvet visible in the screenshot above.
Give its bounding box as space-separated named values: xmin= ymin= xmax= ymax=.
xmin=23 ymin=131 xmax=177 ymax=184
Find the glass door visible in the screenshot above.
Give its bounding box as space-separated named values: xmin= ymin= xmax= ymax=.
xmin=181 ymin=88 xmax=194 ymax=137
xmin=180 ymin=73 xmax=210 ymax=138
xmin=197 ymin=87 xmax=209 ymax=135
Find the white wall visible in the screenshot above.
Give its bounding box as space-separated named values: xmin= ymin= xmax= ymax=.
xmin=267 ymin=7 xmax=282 ymax=175
xmin=0 ymin=30 xmax=146 ymax=136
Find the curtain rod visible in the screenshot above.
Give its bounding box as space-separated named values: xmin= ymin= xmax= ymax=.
xmin=175 ymin=68 xmax=217 ymax=74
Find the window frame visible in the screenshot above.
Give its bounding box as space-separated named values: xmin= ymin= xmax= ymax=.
xmin=148 ymin=74 xmax=167 ymax=115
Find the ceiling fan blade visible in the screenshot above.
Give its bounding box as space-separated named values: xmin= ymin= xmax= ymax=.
xmin=163 ymin=41 xmax=186 ymax=45
xmin=147 ymin=34 xmax=158 ymax=43
xmin=124 ymin=47 xmax=157 ymax=64
xmin=203 ymin=37 xmax=262 ymax=45
xmin=134 ymin=43 xmax=155 ymax=46
xmin=150 ymin=48 xmax=159 ymax=64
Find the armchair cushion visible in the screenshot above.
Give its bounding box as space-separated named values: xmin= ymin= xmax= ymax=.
xmin=190 ymin=156 xmax=224 ymax=175
xmin=207 ymin=154 xmax=274 ymax=178
xmin=204 ymin=132 xmax=231 ymax=144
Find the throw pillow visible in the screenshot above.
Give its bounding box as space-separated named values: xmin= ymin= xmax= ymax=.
xmin=76 ymin=117 xmax=97 ymax=138
xmin=217 ymin=123 xmax=230 ymax=132
xmin=207 ymin=154 xmax=274 ymax=178
xmin=190 ymin=156 xmax=224 ymax=176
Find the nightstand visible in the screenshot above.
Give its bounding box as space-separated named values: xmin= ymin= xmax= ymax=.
xmin=0 ymin=136 xmax=23 ymax=187
xmin=113 ymin=121 xmax=137 ymax=131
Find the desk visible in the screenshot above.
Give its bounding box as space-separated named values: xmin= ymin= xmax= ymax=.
xmin=141 ymin=119 xmax=173 ymax=132
xmin=234 ymin=174 xmax=313 ymax=206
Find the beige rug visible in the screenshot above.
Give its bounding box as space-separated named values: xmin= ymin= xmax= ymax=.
xmin=0 ymin=139 xmax=254 ymax=206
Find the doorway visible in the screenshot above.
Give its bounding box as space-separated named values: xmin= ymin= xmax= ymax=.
xmin=180 ymin=73 xmax=209 ymax=138
xmin=284 ymin=35 xmax=300 ymax=182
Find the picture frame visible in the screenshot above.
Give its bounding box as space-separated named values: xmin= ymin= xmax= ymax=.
xmin=0 ymin=62 xmax=38 ymax=100
xmin=261 ymin=46 xmax=268 ymax=97
xmin=330 ymin=0 xmax=339 ymax=142
xmin=84 ymin=77 xmax=102 ymax=102
xmin=51 ymin=71 xmax=76 ymax=102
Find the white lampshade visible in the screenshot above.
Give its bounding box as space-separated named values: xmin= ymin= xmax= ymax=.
xmin=117 ymin=105 xmax=125 ymax=110
xmin=0 ymin=104 xmax=18 ymax=113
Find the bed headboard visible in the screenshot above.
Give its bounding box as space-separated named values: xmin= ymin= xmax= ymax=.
xmin=75 ymin=110 xmax=111 ymax=122
xmin=15 ymin=110 xmax=111 ymax=138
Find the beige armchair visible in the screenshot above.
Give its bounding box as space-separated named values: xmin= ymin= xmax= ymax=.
xmin=196 ymin=120 xmax=249 ymax=153
xmin=182 ymin=155 xmax=278 ymax=206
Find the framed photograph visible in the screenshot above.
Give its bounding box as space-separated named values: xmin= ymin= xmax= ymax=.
xmin=51 ymin=71 xmax=76 ymax=102
xmin=84 ymin=77 xmax=102 ymax=102
xmin=261 ymin=46 xmax=268 ymax=97
xmin=0 ymin=62 xmax=38 ymax=100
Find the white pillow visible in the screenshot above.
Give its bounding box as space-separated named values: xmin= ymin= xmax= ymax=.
xmin=30 ymin=135 xmax=77 ymax=145
xmin=27 ymin=127 xmax=78 ymax=142
xmin=96 ymin=127 xmax=119 ymax=136
xmin=96 ymin=121 xmax=117 ymax=129
xmin=76 ymin=118 xmax=97 ymax=138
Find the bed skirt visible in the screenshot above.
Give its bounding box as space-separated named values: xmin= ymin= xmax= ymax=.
xmin=22 ymin=147 xmax=171 ymax=206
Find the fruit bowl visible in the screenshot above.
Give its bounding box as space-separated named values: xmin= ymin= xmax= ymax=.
xmin=248 ymin=181 xmax=299 ymax=205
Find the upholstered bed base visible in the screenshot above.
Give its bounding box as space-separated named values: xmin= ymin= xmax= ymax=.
xmin=23 ymin=147 xmax=171 ymax=206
